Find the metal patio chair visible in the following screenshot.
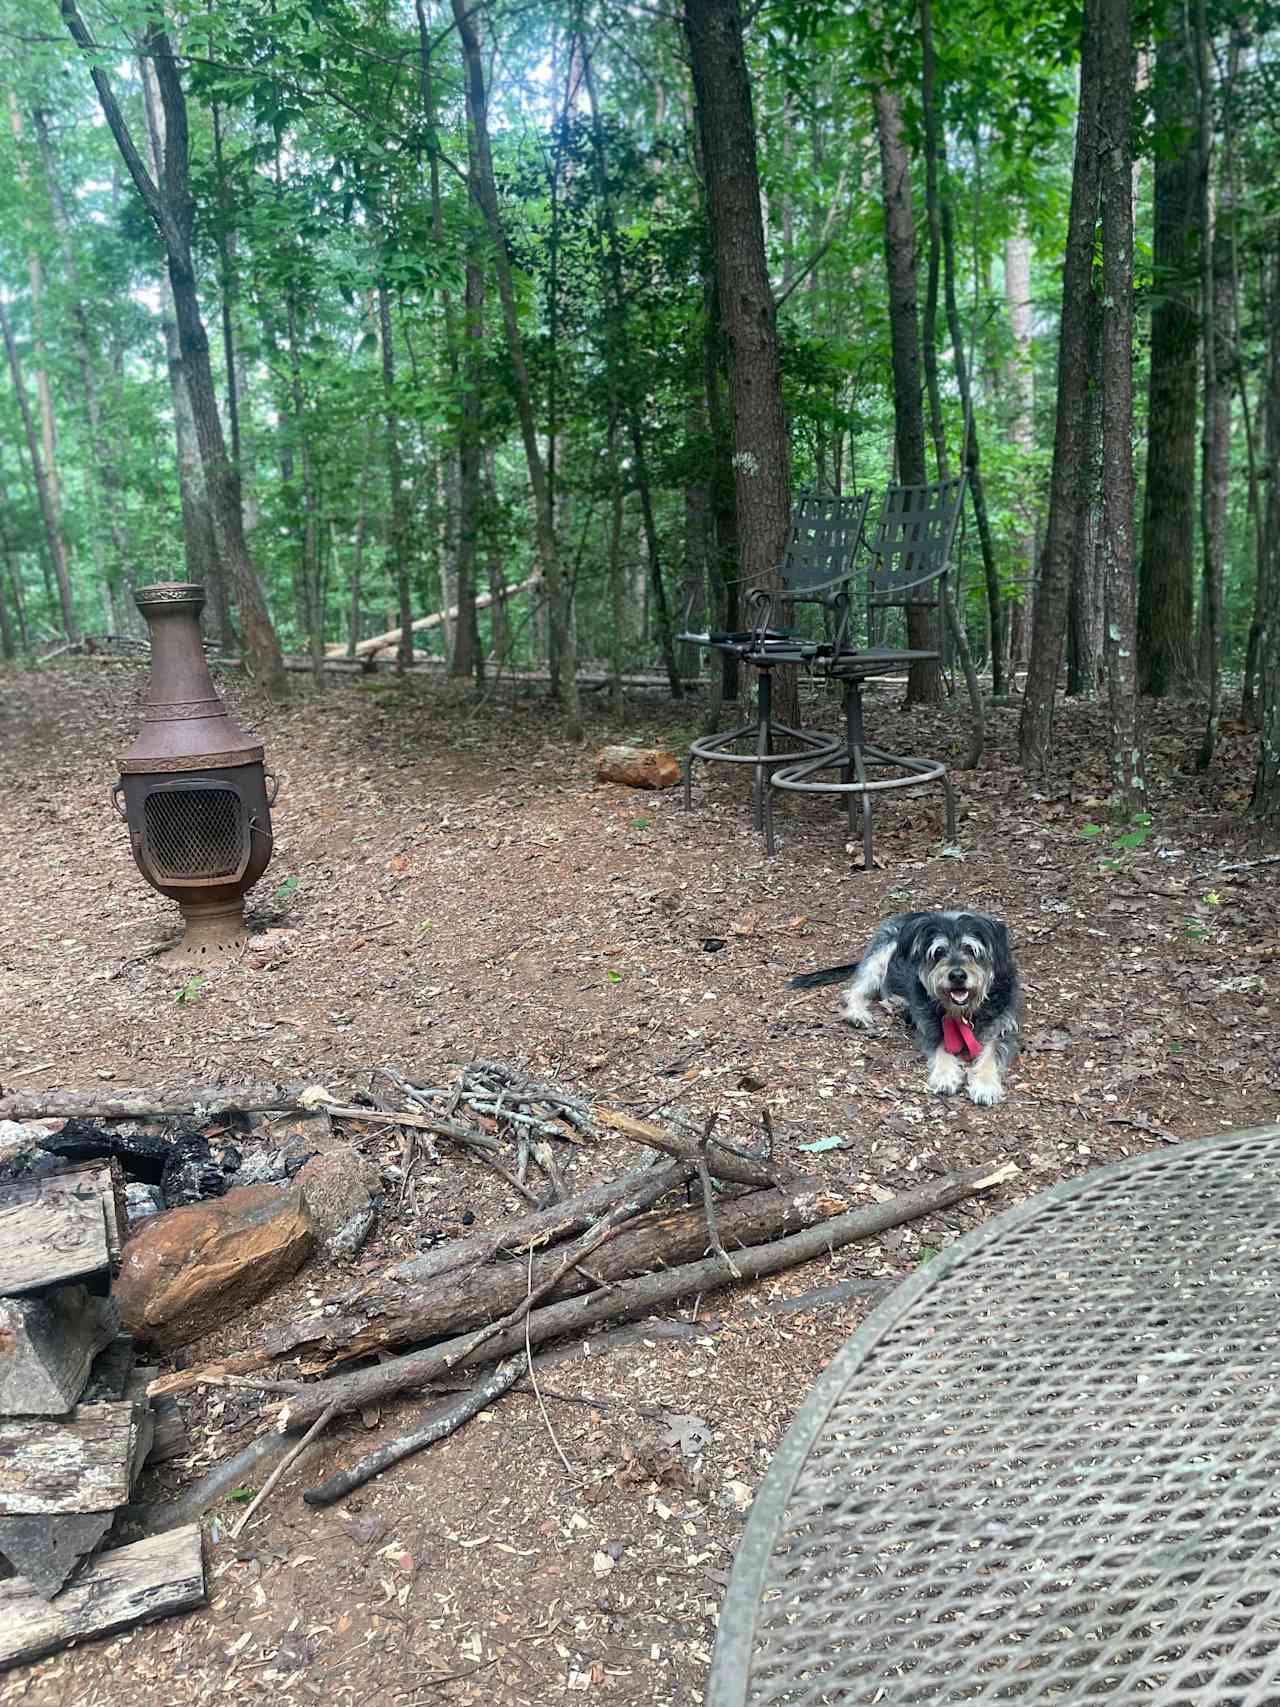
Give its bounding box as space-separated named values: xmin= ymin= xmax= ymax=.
xmin=681 ymin=489 xmax=873 ymax=839
xmin=765 ymin=476 xmax=966 ymax=862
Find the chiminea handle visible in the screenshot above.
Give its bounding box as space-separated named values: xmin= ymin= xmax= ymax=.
xmin=264 ymin=770 xmax=281 ymax=806
xmin=110 ymin=781 xmax=128 ymax=820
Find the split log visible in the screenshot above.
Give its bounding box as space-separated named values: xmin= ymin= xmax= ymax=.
xmin=81 ymin=1336 xmax=137 ymax=1404
xmin=0 ymin=1399 xmax=143 ymax=1514
xmin=0 ymin=1163 xmax=124 ymax=1295
xmin=0 ymin=1525 xmax=206 ymax=1669
xmin=279 ymin=1161 xmax=1016 ymax=1431
xmin=594 ymin=745 xmax=681 ymax=789
xmin=591 ymin=1106 xmax=791 ymax=1190
xmin=261 ymin=1181 xmax=848 ymax=1366
xmin=0 ymin=1289 xmax=120 ymax=1415
xmin=0 ymin=1082 xmax=309 ymax=1123
xmin=327 ymin=574 xmax=543 ymax=658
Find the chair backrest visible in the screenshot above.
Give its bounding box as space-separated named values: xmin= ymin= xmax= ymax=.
xmin=779 ymin=489 xmax=874 ymax=601
xmin=866 ymin=475 xmax=967 ymax=609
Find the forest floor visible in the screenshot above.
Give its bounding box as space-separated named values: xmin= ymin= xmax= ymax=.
xmin=0 ymin=658 xmax=1277 ymax=1707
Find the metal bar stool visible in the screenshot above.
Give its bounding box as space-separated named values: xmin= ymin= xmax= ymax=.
xmin=767 ymin=476 xmax=965 ymax=863
xmin=682 ymin=490 xmax=873 ymax=840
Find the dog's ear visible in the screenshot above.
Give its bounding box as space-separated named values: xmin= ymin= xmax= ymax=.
xmin=987 ymin=917 xmax=1015 ymax=978
xmin=894 ymin=912 xmax=933 ymax=965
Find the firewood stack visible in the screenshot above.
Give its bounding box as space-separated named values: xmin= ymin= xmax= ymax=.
xmin=0 ymin=1159 xmax=206 ymax=1669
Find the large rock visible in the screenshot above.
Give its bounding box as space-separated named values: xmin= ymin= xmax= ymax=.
xmin=297 ymin=1150 xmax=381 ymax=1258
xmin=595 ymin=745 xmax=680 ymax=790
xmin=114 ymin=1183 xmax=315 ymax=1351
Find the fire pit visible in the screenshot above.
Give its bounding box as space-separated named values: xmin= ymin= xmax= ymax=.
xmin=112 ymin=583 xmax=278 ymax=964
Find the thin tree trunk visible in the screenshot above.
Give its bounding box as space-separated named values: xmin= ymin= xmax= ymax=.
xmin=1018 ymin=3 xmax=1101 ymax=773
xmin=1005 ymin=228 xmax=1037 ymax=676
xmin=1196 ymin=11 xmax=1230 ymax=770
xmin=1251 ymin=249 xmax=1280 ymax=820
xmin=1136 ymin=22 xmax=1199 ymax=698
xmin=285 ymin=293 xmax=325 ymax=683
xmin=919 ymin=0 xmax=948 ymax=483
xmin=1098 ymin=0 xmax=1143 ymax=815
xmin=375 ymin=278 xmax=414 ymax=677
xmin=454 ymin=104 xmax=486 ymax=689
xmin=0 ymin=299 xmax=77 ymax=642
xmin=347 ymin=427 xmax=375 ymax=658
xmin=872 ymin=84 xmax=940 ymax=704
xmin=1066 ymin=287 xmax=1105 ymax=697
xmin=582 ymin=49 xmax=682 ymax=700
xmin=608 ymin=421 xmax=627 ymax=717
xmin=451 ymin=0 xmax=581 ymax=739
xmin=65 ymin=5 xmax=285 ymax=693
xmin=683 ymin=0 xmax=794 ymax=718
xmin=8 ymin=98 xmax=61 ymax=530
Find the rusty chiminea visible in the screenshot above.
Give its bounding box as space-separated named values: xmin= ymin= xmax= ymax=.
xmin=112 ymin=583 xmax=278 ymax=964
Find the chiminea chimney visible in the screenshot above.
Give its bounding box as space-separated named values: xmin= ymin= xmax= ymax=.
xmin=112 ymin=584 xmax=278 ymax=964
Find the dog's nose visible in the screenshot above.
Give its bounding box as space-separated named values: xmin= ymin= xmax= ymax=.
xmin=948 ymin=969 xmax=968 ymax=989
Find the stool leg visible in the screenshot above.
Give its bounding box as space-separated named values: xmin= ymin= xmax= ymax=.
xmin=942 ymin=770 xmax=956 ymax=842
xmin=753 ymin=669 xmax=773 ymax=832
xmin=683 ymin=744 xmax=695 ymax=810
xmin=847 ymin=685 xmax=873 ymax=868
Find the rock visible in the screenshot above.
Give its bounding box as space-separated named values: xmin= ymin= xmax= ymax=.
xmin=125 ymin=1182 xmax=163 ymax=1224
xmin=296 ymin=1150 xmax=381 ymax=1258
xmin=595 ymin=745 xmax=680 ymax=790
xmin=114 ymin=1184 xmax=315 ymax=1351
xmin=230 ymin=1146 xmax=316 ymax=1189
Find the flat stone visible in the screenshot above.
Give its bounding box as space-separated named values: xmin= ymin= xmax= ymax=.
xmin=114 ymin=1183 xmax=315 ymax=1352
xmin=297 ymin=1150 xmax=381 ymax=1258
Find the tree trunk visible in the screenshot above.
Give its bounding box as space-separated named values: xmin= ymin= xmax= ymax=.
xmin=0 ymin=549 xmax=14 ymax=659
xmin=1018 ymin=2 xmax=1101 ymax=773
xmin=451 ymin=0 xmax=582 ymax=739
xmin=347 ymin=427 xmax=374 ymax=658
xmin=374 ymin=278 xmax=414 ymax=677
xmin=1196 ymin=9 xmax=1230 ymax=771
xmin=0 ymin=300 xmax=77 ymax=643
xmin=1004 ymin=228 xmax=1037 ymax=677
xmin=919 ymin=0 xmax=948 ymax=484
xmin=1251 ymin=249 xmax=1280 ymax=821
xmin=872 ymin=84 xmax=940 ymax=704
xmin=1136 ymin=23 xmax=1199 ymax=698
xmin=1098 ymin=0 xmax=1143 ymax=816
xmin=683 ymin=0 xmax=794 ymax=718
xmin=285 ymin=292 xmax=325 ymax=684
xmin=1067 ymin=287 xmax=1105 ymax=698
xmin=65 ymin=6 xmax=285 ymax=693
xmin=454 ymin=105 xmax=486 ymax=688
xmin=583 ymin=51 xmax=682 ymax=701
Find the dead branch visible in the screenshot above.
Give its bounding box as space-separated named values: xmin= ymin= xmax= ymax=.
xmin=591 ymin=1104 xmax=802 ymax=1189
xmin=0 ymin=1082 xmax=311 ymax=1122
xmin=302 ymin=1358 xmax=526 ymax=1507
xmin=279 ymin=1161 xmax=1017 ymax=1432
xmin=228 ymin=1404 xmax=336 ymax=1538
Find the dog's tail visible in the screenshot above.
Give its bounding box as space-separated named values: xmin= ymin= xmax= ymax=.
xmin=789 ymin=962 xmax=860 ymax=989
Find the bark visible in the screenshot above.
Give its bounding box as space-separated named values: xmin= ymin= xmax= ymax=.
xmin=1066 ymin=287 xmax=1105 ymax=697
xmin=873 ymin=84 xmax=941 ymax=703
xmin=64 ymin=7 xmax=286 ymax=693
xmin=919 ymin=0 xmax=948 ymax=483
xmin=1018 ymin=2 xmax=1101 ymax=772
xmin=0 ymin=564 xmax=14 ymax=660
xmin=451 ymin=0 xmax=582 ymax=738
xmin=583 ymin=52 xmax=682 ymax=700
xmin=347 ymin=427 xmax=375 ymax=657
xmin=8 ymin=99 xmax=61 ymax=528
xmin=0 ymin=300 xmax=77 ymax=643
xmin=683 ymin=0 xmax=793 ymax=717
xmin=31 ymin=109 xmax=135 ymax=629
xmin=1004 ymin=230 xmax=1037 ymax=674
xmin=1098 ymin=0 xmax=1144 ymax=815
xmin=376 ymin=278 xmax=414 ymax=677
xmin=703 ymin=257 xmax=740 ymax=719
xmin=1136 ymin=24 xmax=1199 ymax=698
xmin=608 ymin=419 xmax=627 ymax=716
xmin=454 ymin=162 xmax=485 ymax=685
xmin=1251 ymin=250 xmax=1280 ymax=822
xmin=1196 ymin=13 xmax=1230 ymax=771
xmin=284 ymin=292 xmax=325 ymax=684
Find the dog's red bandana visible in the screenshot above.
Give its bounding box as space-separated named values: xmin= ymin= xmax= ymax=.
xmin=942 ymin=1015 xmax=982 ymax=1060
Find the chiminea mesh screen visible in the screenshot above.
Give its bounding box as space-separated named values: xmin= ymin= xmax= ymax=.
xmin=142 ymin=786 xmax=245 ymax=880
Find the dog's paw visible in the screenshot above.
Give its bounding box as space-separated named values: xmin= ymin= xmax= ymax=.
xmin=838 ymin=994 xmax=878 ymax=1031
xmin=967 ymin=1070 xmax=1005 ymax=1107
xmin=926 ymin=1052 xmax=965 ymax=1096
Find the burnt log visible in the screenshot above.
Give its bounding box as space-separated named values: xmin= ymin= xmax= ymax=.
xmin=0 ymin=1289 xmax=120 ymax=1415
xmin=0 ymin=1399 xmax=144 ymax=1514
xmin=0 ymin=1162 xmax=125 ymax=1295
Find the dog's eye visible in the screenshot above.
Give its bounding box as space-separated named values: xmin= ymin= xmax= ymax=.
xmin=925 ymin=939 xmax=948 ymax=963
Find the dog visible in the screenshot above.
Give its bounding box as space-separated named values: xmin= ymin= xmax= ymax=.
xmin=791 ymin=911 xmax=1022 ymax=1106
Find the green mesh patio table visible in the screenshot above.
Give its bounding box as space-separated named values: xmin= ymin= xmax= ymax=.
xmin=707 ymin=1125 xmax=1280 ymax=1705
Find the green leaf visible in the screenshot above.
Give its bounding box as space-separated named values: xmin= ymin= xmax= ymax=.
xmin=1080 ymin=823 xmax=1104 ymax=838
xmin=274 ymin=875 xmax=300 ymax=901
xmin=918 ymin=1245 xmax=940 ymax=1266
xmin=606 ymin=969 xmax=623 ymax=984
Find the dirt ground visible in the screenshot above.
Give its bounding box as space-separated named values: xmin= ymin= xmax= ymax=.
xmin=0 ymin=659 xmax=1277 ymax=1707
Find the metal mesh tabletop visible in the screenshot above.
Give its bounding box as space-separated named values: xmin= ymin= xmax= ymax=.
xmin=707 ymin=1126 xmax=1280 ymax=1706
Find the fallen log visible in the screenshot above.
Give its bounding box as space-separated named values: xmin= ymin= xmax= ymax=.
xmin=328 ymin=574 xmax=543 ymax=658
xmin=261 ymin=1181 xmax=848 ymax=1366
xmin=0 ymin=1525 xmax=206 ymax=1669
xmin=279 ymin=1161 xmax=1017 ymax=1431
xmin=0 ymin=1081 xmax=310 ymax=1122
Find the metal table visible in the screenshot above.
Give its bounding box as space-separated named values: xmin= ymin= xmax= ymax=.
xmin=707 ymin=1126 xmax=1280 ymax=1705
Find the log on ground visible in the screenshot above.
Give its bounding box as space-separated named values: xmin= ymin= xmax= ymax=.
xmin=0 ymin=1164 xmax=124 ymax=1295
xmin=279 ymin=1162 xmax=1016 ymax=1431
xmin=0 ymin=1289 xmax=120 ymax=1415
xmin=0 ymin=1525 xmax=206 ymax=1669
xmin=0 ymin=1082 xmax=311 ymax=1123
xmin=0 ymin=1399 xmax=143 ymax=1514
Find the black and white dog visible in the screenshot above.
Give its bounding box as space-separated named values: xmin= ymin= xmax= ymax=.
xmin=791 ymin=911 xmax=1022 ymax=1106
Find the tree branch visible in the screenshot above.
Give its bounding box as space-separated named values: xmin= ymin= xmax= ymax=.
xmin=59 ymin=0 xmax=167 ymax=239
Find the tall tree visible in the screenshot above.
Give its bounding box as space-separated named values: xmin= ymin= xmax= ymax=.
xmin=1195 ymin=5 xmax=1230 ymax=771
xmin=683 ymin=0 xmax=793 ymax=709
xmin=872 ymin=78 xmax=941 ymax=704
xmin=1135 ymin=23 xmax=1199 ymax=698
xmin=1251 ymin=249 xmax=1280 ymax=822
xmin=1019 ymin=1 xmax=1102 ymax=773
xmin=0 ymin=297 xmax=77 ymax=642
xmin=1097 ymin=0 xmax=1143 ymax=813
xmin=1004 ymin=228 xmax=1038 ymax=676
xmin=61 ymin=4 xmax=286 ymax=695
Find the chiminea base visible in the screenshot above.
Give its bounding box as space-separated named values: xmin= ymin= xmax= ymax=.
xmin=156 ymin=898 xmax=250 ymax=968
